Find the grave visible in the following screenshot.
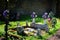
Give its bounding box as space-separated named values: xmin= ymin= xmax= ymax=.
xmin=30 ymin=23 xmax=49 ymax=33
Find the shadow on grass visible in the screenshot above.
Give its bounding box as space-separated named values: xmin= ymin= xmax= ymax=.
xmin=0 ymin=21 xmax=5 ymax=25
xmin=0 ymin=17 xmax=43 ymax=26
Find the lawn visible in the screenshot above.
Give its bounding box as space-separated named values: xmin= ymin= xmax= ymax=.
xmin=0 ymin=17 xmax=60 ymax=40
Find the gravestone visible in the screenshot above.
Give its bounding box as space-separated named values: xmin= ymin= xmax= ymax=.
xmin=24 ymin=28 xmax=37 ymax=36
xmin=51 ymin=18 xmax=57 ymax=28
xmin=30 ymin=23 xmax=49 ymax=33
xmin=48 ymin=11 xmax=54 ymax=19
xmin=37 ymin=29 xmax=41 ymax=36
xmin=26 ymin=21 xmax=29 ymax=27
xmin=17 ymin=27 xmax=24 ymax=35
xmin=16 ymin=23 xmax=24 ymax=35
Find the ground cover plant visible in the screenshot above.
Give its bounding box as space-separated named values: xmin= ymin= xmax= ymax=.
xmin=0 ymin=17 xmax=60 ymax=40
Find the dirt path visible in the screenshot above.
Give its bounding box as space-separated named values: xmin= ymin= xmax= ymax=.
xmin=48 ymin=29 xmax=60 ymax=40
xmin=0 ymin=37 xmax=5 ymax=40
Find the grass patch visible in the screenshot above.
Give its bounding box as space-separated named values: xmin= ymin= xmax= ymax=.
xmin=0 ymin=17 xmax=60 ymax=40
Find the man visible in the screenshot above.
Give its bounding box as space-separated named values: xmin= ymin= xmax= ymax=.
xmin=31 ymin=12 xmax=37 ymax=23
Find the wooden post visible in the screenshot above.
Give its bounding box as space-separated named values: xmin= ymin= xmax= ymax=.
xmin=5 ymin=22 xmax=9 ymax=40
xmin=4 ymin=0 xmax=9 ymax=40
xmin=56 ymin=0 xmax=60 ymax=17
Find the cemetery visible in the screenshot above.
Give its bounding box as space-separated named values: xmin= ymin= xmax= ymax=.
xmin=0 ymin=12 xmax=60 ymax=40
xmin=0 ymin=0 xmax=60 ymax=40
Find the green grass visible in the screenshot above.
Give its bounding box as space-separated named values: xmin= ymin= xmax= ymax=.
xmin=0 ymin=17 xmax=60 ymax=40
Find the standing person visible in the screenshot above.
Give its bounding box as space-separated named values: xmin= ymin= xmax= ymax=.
xmin=42 ymin=12 xmax=48 ymax=25
xmin=31 ymin=12 xmax=37 ymax=23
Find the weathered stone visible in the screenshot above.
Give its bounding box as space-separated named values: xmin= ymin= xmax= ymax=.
xmin=30 ymin=23 xmax=49 ymax=33
xmin=26 ymin=21 xmax=29 ymax=26
xmin=37 ymin=29 xmax=41 ymax=36
xmin=24 ymin=28 xmax=37 ymax=36
xmin=51 ymin=18 xmax=57 ymax=28
xmin=17 ymin=27 xmax=24 ymax=35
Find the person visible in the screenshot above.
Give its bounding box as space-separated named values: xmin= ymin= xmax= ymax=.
xmin=31 ymin=12 xmax=37 ymax=23
xmin=42 ymin=12 xmax=48 ymax=25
